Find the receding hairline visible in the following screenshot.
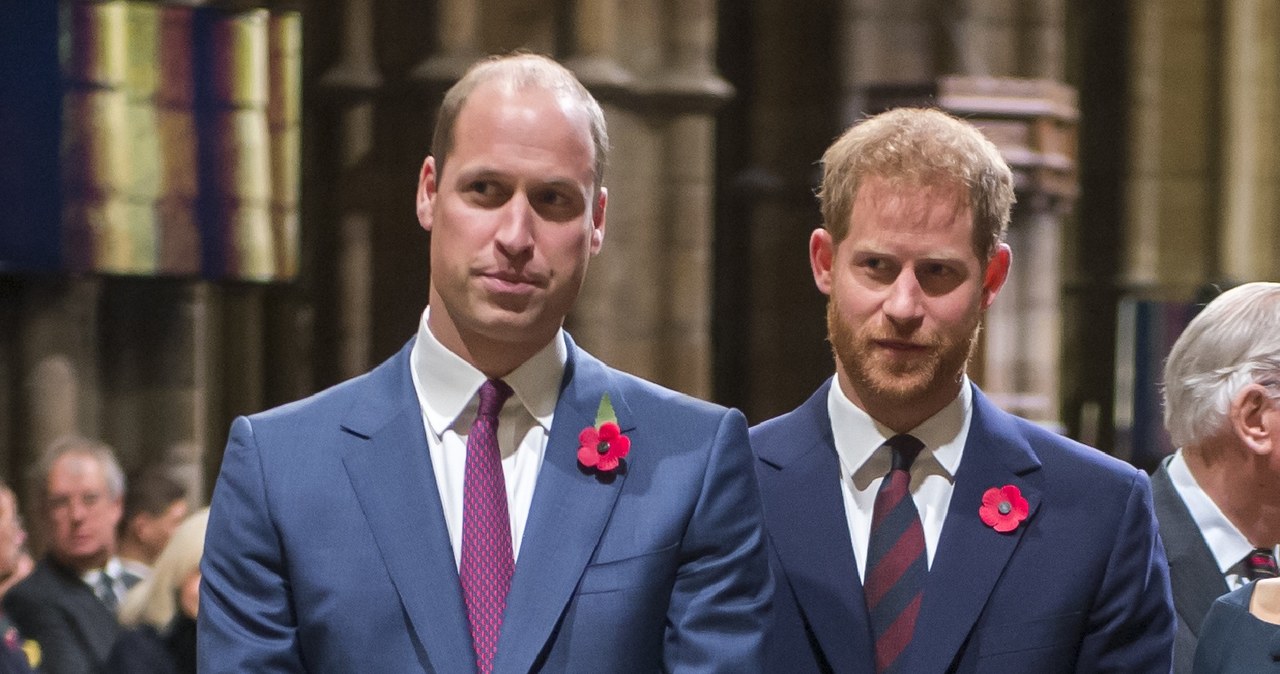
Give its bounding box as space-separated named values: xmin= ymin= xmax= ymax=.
xmin=431 ymin=54 xmax=609 ymax=192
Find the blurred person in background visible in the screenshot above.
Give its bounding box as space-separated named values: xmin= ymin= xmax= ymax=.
xmin=3 ymin=437 xmax=134 ymax=674
xmin=100 ymin=508 xmax=207 ymax=674
xmin=0 ymin=483 xmax=35 ymax=673
xmin=116 ymin=468 xmax=188 ymax=582
xmin=0 ymin=484 xmax=33 ymax=599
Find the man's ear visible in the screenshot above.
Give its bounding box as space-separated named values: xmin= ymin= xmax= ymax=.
xmin=810 ymin=228 xmax=835 ymax=295
xmin=981 ymin=243 xmax=1012 ymax=310
xmin=1231 ymin=384 xmax=1277 ymax=456
xmin=416 ymin=156 xmax=438 ymax=232
xmin=589 ymin=187 xmax=607 ymax=254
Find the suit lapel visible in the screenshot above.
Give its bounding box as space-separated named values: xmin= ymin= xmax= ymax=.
xmin=756 ymin=380 xmax=875 ymax=672
xmin=340 ymin=342 xmax=476 ymax=674
xmin=47 ymin=562 xmax=119 ymax=661
xmin=905 ymin=386 xmax=1044 ymax=673
xmin=493 ymin=337 xmax=630 ymax=674
xmin=1151 ymin=461 xmax=1227 ymax=636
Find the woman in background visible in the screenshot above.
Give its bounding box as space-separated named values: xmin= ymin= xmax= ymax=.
xmin=100 ymin=508 xmax=207 ymax=674
xmin=1194 ymin=578 xmax=1280 ymax=672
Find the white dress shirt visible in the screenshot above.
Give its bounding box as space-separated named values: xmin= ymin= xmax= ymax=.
xmin=1167 ymin=449 xmax=1280 ymax=589
xmin=409 ymin=307 xmax=566 ymax=569
xmin=81 ymin=556 xmax=129 ymax=609
xmin=828 ymin=378 xmax=973 ymax=580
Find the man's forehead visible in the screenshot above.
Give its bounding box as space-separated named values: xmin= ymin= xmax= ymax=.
xmin=48 ymin=453 xmax=105 ymax=485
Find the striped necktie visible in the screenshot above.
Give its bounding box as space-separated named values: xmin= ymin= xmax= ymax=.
xmin=865 ymin=434 xmax=927 ymax=673
xmin=1246 ymin=548 xmax=1279 ymax=580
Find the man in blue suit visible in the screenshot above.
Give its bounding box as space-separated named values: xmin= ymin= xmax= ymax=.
xmin=751 ymin=108 xmax=1174 ymax=672
xmin=199 ymin=53 xmax=771 ymax=673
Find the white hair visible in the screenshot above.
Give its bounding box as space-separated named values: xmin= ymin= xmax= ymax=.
xmin=1163 ymin=282 xmax=1280 ymax=450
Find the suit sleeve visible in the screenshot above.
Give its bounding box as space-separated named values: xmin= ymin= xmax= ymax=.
xmin=3 ymin=587 xmax=93 ymax=674
xmin=199 ymin=416 xmax=306 ymax=673
xmin=663 ymin=409 xmax=774 ymax=673
xmin=1076 ymin=470 xmax=1176 ymax=672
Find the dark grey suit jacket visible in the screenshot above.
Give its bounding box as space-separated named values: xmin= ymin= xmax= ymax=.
xmin=1152 ymin=459 xmax=1230 ymax=674
xmin=2 ymin=557 xmax=120 ymax=674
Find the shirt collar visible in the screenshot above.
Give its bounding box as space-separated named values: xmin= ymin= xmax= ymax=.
xmin=829 ymin=377 xmax=971 ymax=486
xmin=1167 ymin=449 xmax=1261 ymax=574
xmin=410 ymin=306 xmax=566 ymax=438
xmin=81 ymin=556 xmax=123 ymax=585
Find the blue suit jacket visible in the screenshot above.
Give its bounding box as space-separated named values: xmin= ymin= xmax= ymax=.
xmin=751 ymin=379 xmax=1175 ymax=673
xmin=199 ymin=335 xmax=771 ymax=673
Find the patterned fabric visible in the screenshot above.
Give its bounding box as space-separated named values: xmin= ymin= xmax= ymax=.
xmin=1245 ymin=548 xmax=1279 ymax=580
xmin=865 ymin=434 xmax=927 ymax=673
xmin=460 ymin=379 xmax=515 ymax=674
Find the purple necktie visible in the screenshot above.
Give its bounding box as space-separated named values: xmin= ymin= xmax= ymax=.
xmin=460 ymin=379 xmax=515 ymax=674
xmin=1246 ymin=548 xmax=1279 ymax=580
xmin=864 ymin=434 xmax=927 ymax=673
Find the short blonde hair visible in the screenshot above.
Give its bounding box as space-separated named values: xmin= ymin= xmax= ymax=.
xmin=118 ymin=507 xmax=209 ymax=630
xmin=818 ymin=107 xmax=1015 ymax=261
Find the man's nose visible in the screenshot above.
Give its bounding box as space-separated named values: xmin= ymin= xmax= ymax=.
xmin=882 ymin=269 xmax=925 ymax=323
xmin=494 ymin=194 xmax=536 ymax=256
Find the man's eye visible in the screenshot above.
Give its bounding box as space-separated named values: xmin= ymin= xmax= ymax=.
xmin=537 ymin=191 xmax=569 ymax=207
xmin=860 ymin=258 xmax=895 ymax=276
xmin=921 ymin=263 xmax=953 ymax=277
xmin=464 ymin=180 xmax=509 ymax=206
xmin=530 ymin=189 xmax=585 ymax=222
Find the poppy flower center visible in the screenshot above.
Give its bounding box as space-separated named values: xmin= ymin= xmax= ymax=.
xmin=997 ymin=501 xmax=1011 ymax=515
xmin=596 ymin=441 xmax=610 ymax=455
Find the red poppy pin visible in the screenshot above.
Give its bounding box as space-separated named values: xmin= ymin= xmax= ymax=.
xmin=577 ymin=393 xmax=630 ymax=473
xmin=979 ymin=484 xmax=1029 ymax=533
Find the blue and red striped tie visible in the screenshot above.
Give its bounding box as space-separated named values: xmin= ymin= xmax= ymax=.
xmin=460 ymin=379 xmax=515 ymax=674
xmin=1246 ymin=548 xmax=1279 ymax=580
xmin=865 ymin=434 xmax=927 ymax=673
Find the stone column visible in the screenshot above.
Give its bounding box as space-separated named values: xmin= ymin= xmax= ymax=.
xmin=98 ymin=280 xmax=209 ymax=479
xmin=1125 ymin=0 xmax=1215 ymax=296
xmin=318 ymin=0 xmax=382 ymax=380
xmin=569 ymin=0 xmax=729 ymax=399
xmin=1219 ymin=0 xmax=1279 ymax=280
xmin=565 ymin=0 xmax=632 ymax=90
xmin=411 ymin=0 xmax=481 ymax=82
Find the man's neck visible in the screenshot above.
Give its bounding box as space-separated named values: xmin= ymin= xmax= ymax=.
xmin=51 ymin=547 xmax=114 ymax=577
xmin=1186 ymin=447 xmax=1280 ymax=547
xmin=837 ymin=371 xmax=962 ymax=434
xmin=117 ymin=538 xmax=149 ymax=566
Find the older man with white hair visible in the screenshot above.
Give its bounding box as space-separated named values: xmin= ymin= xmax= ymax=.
xmin=1154 ymin=281 xmax=1280 ymax=674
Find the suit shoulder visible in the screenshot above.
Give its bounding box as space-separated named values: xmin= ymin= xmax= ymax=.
xmin=247 ymin=342 xmax=412 ymax=427
xmin=605 ymin=366 xmax=734 ymax=421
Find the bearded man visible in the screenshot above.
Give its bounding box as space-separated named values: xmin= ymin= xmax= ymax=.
xmin=751 ymin=108 xmax=1174 ymax=673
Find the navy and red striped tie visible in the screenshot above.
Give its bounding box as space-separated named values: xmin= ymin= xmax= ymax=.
xmin=865 ymin=434 xmax=927 ymax=673
xmin=1246 ymin=548 xmax=1279 ymax=580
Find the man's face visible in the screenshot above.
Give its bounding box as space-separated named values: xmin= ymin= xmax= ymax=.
xmin=811 ymin=176 xmax=1009 ymax=423
xmin=416 ymin=82 xmax=606 ymax=366
xmin=134 ymin=498 xmax=189 ymax=561
xmin=44 ymin=453 xmax=122 ymax=573
xmin=0 ymin=491 xmax=26 ymax=577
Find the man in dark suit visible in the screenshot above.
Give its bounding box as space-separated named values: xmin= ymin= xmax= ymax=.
xmin=199 ymin=53 xmax=771 ymax=673
xmin=4 ymin=437 xmax=138 ymax=674
xmin=752 ymin=107 xmax=1174 ymax=672
xmin=1153 ymin=281 xmax=1280 ymax=673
